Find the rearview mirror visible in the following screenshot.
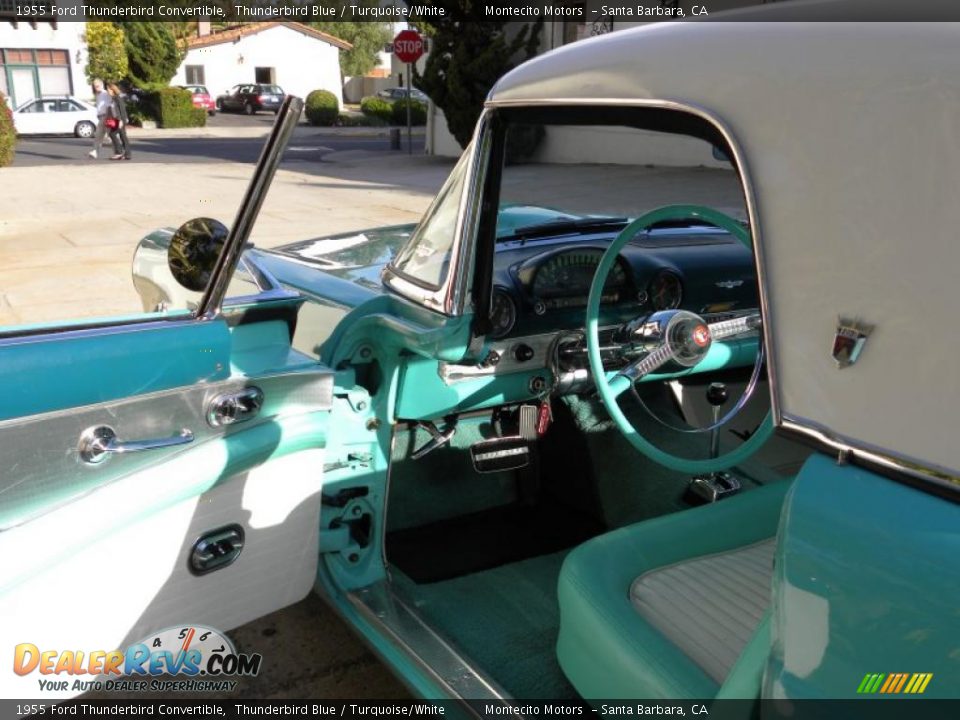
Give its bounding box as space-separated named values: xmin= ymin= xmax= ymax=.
xmin=167 ymin=217 xmax=229 ymax=291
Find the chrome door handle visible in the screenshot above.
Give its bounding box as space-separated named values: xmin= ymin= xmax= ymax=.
xmin=78 ymin=426 xmax=194 ymax=465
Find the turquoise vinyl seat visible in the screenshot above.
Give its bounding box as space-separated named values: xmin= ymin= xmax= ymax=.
xmin=556 ymin=481 xmax=791 ymax=699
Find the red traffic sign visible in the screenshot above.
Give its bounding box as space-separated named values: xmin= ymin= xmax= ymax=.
xmin=392 ymin=29 xmax=425 ymax=64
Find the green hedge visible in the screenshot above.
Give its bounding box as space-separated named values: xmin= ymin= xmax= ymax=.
xmin=0 ymin=93 xmax=16 ymax=167
xmin=143 ymin=87 xmax=206 ymax=128
xmin=304 ymin=89 xmax=339 ymax=126
xmin=360 ymin=96 xmax=393 ymax=124
xmin=391 ymin=99 xmax=427 ymax=126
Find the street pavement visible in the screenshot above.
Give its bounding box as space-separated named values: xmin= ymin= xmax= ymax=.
xmin=13 ymin=124 xmax=425 ymax=167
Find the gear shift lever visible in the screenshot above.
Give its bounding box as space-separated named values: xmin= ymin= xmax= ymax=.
xmin=686 ymin=382 xmax=742 ymax=504
xmin=706 ymin=382 xmax=728 ymax=459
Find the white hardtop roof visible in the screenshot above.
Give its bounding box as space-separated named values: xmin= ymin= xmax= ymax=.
xmin=491 ymin=8 xmax=960 ymax=476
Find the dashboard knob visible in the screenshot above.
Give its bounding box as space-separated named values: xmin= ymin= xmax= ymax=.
xmin=513 ymin=344 xmax=535 ymax=363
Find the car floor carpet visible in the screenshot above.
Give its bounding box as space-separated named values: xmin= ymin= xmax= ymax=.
xmin=392 ymin=551 xmax=579 ymax=700
xmin=387 ymin=497 xmax=603 ymax=584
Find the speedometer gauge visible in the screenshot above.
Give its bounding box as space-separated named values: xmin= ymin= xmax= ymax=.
xmin=649 ymin=271 xmax=683 ymax=310
xmin=529 ymin=249 xmax=628 ymax=301
xmin=489 ymin=289 xmax=517 ymax=339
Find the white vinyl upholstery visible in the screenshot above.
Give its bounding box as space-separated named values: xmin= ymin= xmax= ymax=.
xmin=629 ymin=538 xmax=776 ymax=683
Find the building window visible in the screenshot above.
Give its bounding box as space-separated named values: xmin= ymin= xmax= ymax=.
xmin=1 ymin=48 xmax=72 ymax=107
xmin=185 ymin=65 xmax=205 ymax=85
xmin=254 ymin=67 xmax=276 ymax=84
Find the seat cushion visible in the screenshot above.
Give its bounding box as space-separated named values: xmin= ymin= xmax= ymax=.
xmin=631 ymin=538 xmax=776 ymax=683
xmin=556 ymin=481 xmax=791 ymax=699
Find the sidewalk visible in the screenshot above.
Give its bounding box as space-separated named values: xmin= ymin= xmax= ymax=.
xmin=129 ymin=122 xmax=427 ymax=140
xmin=0 ymin=151 xmax=452 ymax=326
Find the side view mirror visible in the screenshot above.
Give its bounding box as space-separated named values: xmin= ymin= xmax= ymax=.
xmin=168 ymin=217 xmax=229 ymax=291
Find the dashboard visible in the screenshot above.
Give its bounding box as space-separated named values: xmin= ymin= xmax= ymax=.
xmin=438 ymin=225 xmax=761 ymax=398
xmin=487 ymin=226 xmax=755 ymax=339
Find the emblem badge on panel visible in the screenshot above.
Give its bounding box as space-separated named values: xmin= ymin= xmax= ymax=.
xmin=832 ymin=317 xmax=874 ymax=368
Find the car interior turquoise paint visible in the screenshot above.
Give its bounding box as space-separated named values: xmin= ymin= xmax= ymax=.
xmin=766 ymin=454 xmax=960 ymax=699
xmin=0 ymin=317 xmax=230 ymax=421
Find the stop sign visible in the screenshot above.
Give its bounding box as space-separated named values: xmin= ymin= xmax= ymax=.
xmin=393 ymin=29 xmax=425 ymax=64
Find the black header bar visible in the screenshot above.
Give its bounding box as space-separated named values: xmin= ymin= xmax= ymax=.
xmin=5 ymin=0 xmax=960 ymax=24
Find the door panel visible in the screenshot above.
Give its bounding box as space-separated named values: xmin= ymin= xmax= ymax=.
xmin=767 ymin=454 xmax=960 ymax=699
xmin=0 ymin=364 xmax=331 ymax=530
xmin=0 ymin=315 xmax=334 ymax=700
xmin=0 ymin=445 xmax=326 ymax=700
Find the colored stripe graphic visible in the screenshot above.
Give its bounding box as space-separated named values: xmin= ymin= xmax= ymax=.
xmin=858 ymin=673 xmax=933 ymax=694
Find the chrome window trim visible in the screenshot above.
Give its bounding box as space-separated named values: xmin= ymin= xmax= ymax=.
xmin=0 ymin=315 xmax=196 ymax=348
xmin=382 ymin=112 xmax=494 ymax=317
xmin=780 ymin=414 xmax=960 ymax=499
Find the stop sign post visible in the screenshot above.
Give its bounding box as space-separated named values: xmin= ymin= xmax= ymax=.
xmin=392 ymin=29 xmax=425 ymax=154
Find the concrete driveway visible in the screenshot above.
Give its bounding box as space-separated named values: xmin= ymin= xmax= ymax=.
xmin=0 ymin=149 xmax=450 ymax=327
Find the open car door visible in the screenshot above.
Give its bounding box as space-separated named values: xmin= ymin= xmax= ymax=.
xmin=0 ymin=99 xmax=333 ymax=700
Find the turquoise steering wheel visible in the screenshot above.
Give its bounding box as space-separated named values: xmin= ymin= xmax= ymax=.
xmin=586 ymin=205 xmax=774 ymax=474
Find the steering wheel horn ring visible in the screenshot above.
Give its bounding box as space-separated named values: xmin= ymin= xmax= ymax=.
xmin=586 ymin=205 xmax=774 ymax=474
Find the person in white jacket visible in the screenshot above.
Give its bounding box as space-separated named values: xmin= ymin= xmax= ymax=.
xmin=87 ymin=79 xmax=112 ymax=160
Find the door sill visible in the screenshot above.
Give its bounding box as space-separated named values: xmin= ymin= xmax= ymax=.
xmin=346 ymin=578 xmax=514 ymax=707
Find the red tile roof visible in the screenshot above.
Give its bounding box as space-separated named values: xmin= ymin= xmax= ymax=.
xmin=186 ymin=22 xmax=352 ymax=51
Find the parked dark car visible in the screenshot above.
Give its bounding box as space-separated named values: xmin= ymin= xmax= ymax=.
xmin=215 ymin=84 xmax=284 ymax=115
xmin=377 ymin=87 xmax=429 ymax=104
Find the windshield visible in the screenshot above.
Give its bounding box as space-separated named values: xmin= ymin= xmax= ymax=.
xmin=389 ymin=147 xmax=471 ymax=288
xmin=496 ymin=122 xmax=746 ymax=234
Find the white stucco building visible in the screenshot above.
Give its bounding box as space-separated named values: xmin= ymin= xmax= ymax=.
xmin=171 ymin=22 xmax=350 ymax=107
xmin=0 ymin=12 xmax=87 ymax=108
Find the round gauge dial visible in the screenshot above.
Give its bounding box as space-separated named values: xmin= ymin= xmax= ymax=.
xmin=489 ymin=289 xmax=518 ymax=339
xmin=649 ymin=271 xmax=683 ymax=310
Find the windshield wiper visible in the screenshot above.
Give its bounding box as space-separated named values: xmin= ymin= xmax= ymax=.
xmin=499 ymin=216 xmax=629 ymax=242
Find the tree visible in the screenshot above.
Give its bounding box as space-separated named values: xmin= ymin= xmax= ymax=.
xmin=311 ymin=21 xmax=393 ymax=78
xmin=116 ymin=22 xmax=183 ymax=86
xmin=413 ymin=14 xmax=542 ymax=149
xmin=84 ymin=22 xmax=128 ymax=84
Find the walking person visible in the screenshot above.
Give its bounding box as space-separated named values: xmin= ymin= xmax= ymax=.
xmin=87 ymin=79 xmax=112 ymax=160
xmin=107 ymin=83 xmax=132 ymax=161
